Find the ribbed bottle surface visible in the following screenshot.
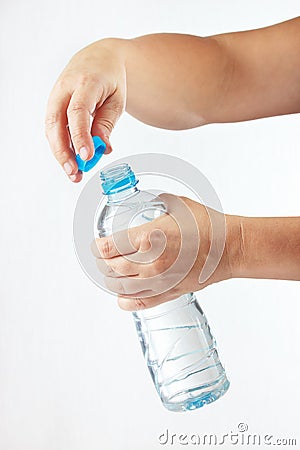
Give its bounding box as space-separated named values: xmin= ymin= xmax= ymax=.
xmin=133 ymin=294 xmax=229 ymax=411
xmin=96 ymin=164 xmax=229 ymax=411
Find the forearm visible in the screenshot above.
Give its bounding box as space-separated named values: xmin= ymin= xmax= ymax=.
xmin=230 ymin=216 xmax=300 ymax=281
xmin=102 ymin=17 xmax=300 ymax=130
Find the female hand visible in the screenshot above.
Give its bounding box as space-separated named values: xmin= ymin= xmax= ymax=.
xmin=92 ymin=194 xmax=239 ymax=311
xmin=45 ymin=39 xmax=126 ymax=182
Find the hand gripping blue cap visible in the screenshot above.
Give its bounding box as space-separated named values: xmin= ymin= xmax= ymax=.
xmin=75 ymin=136 xmax=106 ymax=172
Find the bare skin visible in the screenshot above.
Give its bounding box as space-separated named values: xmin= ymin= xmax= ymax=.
xmin=45 ymin=17 xmax=300 ymax=309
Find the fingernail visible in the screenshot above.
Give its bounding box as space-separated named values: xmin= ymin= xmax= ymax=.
xmin=63 ymin=161 xmax=73 ymax=175
xmin=69 ymin=174 xmax=77 ymax=182
xmin=79 ymin=146 xmax=89 ymax=160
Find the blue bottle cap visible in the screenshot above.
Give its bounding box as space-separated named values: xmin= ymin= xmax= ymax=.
xmin=75 ymin=136 xmax=106 ymax=172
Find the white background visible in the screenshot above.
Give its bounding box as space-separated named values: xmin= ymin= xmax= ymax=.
xmin=0 ymin=1 xmax=299 ymax=449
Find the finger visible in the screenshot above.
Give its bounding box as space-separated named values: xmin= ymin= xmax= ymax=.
xmin=104 ymin=276 xmax=154 ymax=296
xmin=95 ymin=225 xmax=165 ymax=262
xmin=67 ymin=82 xmax=104 ymax=161
xmin=45 ymin=87 xmax=79 ymax=177
xmin=97 ymin=255 xmax=140 ymax=277
xmin=118 ymin=291 xmax=179 ymax=311
xmin=118 ymin=295 xmax=150 ymax=311
xmin=95 ymin=230 xmax=139 ymax=259
xmin=92 ymin=129 xmax=112 ymax=155
xmin=96 ymin=258 xmax=120 ymax=277
xmin=91 ymin=90 xmax=124 ymax=153
xmin=69 ymin=171 xmax=83 ymax=183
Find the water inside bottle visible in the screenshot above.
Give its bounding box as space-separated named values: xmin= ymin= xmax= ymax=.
xmin=133 ymin=293 xmax=229 ymax=412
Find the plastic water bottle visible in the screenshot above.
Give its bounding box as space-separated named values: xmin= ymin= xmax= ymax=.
xmin=95 ymin=162 xmax=229 ymax=412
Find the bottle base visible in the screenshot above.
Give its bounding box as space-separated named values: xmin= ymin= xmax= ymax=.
xmin=162 ymin=379 xmax=230 ymax=413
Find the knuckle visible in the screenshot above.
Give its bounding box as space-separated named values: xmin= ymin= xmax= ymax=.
xmin=134 ymin=298 xmax=147 ymax=310
xmin=110 ymin=99 xmax=124 ymax=116
xmin=99 ymin=239 xmax=111 ymax=258
xmin=52 ymin=146 xmax=67 ymax=161
xmin=55 ymin=76 xmax=68 ymax=90
xmin=99 ymin=117 xmax=115 ymax=134
xmin=179 ymin=195 xmax=190 ymax=204
xmin=118 ymin=259 xmax=131 ymax=275
xmin=149 ymin=229 xmax=164 ymax=246
xmin=138 ymin=230 xmax=150 ymax=249
xmin=78 ymin=73 xmax=99 ymax=86
xmin=67 ymin=101 xmax=87 ymax=116
xmin=140 ymin=230 xmax=150 ymax=242
xmin=179 ymin=195 xmax=194 ymax=209
xmin=45 ymin=112 xmax=59 ymax=133
xmin=70 ymin=128 xmax=89 ymax=143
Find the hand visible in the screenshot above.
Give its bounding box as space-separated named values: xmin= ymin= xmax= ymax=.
xmin=45 ymin=39 xmax=126 ymax=182
xmin=92 ymin=194 xmax=239 ymax=311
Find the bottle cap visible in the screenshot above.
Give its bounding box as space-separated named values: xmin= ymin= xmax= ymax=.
xmin=75 ymin=136 xmax=106 ymax=172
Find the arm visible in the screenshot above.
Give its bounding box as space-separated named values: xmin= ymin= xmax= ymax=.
xmin=45 ymin=17 xmax=300 ymax=182
xmin=126 ymin=18 xmax=300 ymax=129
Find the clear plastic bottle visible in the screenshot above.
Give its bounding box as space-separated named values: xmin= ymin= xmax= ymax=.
xmin=95 ymin=163 xmax=229 ymax=412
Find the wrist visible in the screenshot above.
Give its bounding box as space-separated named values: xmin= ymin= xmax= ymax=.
xmin=94 ymin=37 xmax=133 ymax=62
xmin=232 ymin=216 xmax=300 ymax=281
xmin=225 ymin=214 xmax=247 ymax=279
xmin=80 ymin=38 xmax=130 ymax=72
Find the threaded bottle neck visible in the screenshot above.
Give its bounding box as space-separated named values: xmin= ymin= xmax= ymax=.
xmin=100 ymin=163 xmax=138 ymax=195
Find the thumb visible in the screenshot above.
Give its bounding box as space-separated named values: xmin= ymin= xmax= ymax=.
xmin=91 ymin=92 xmax=125 ymax=154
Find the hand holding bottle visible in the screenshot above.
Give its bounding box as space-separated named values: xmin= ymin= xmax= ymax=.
xmin=93 ymin=191 xmax=300 ymax=310
xmin=93 ymin=193 xmax=239 ymax=311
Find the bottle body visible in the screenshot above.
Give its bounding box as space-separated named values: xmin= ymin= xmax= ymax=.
xmin=133 ymin=293 xmax=229 ymax=411
xmin=96 ymin=164 xmax=229 ymax=411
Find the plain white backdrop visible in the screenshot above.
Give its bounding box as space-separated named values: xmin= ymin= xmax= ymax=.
xmin=0 ymin=1 xmax=299 ymax=449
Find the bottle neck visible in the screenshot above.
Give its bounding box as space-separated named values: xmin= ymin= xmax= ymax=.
xmin=100 ymin=163 xmax=138 ymax=199
xmin=106 ymin=186 xmax=139 ymax=203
